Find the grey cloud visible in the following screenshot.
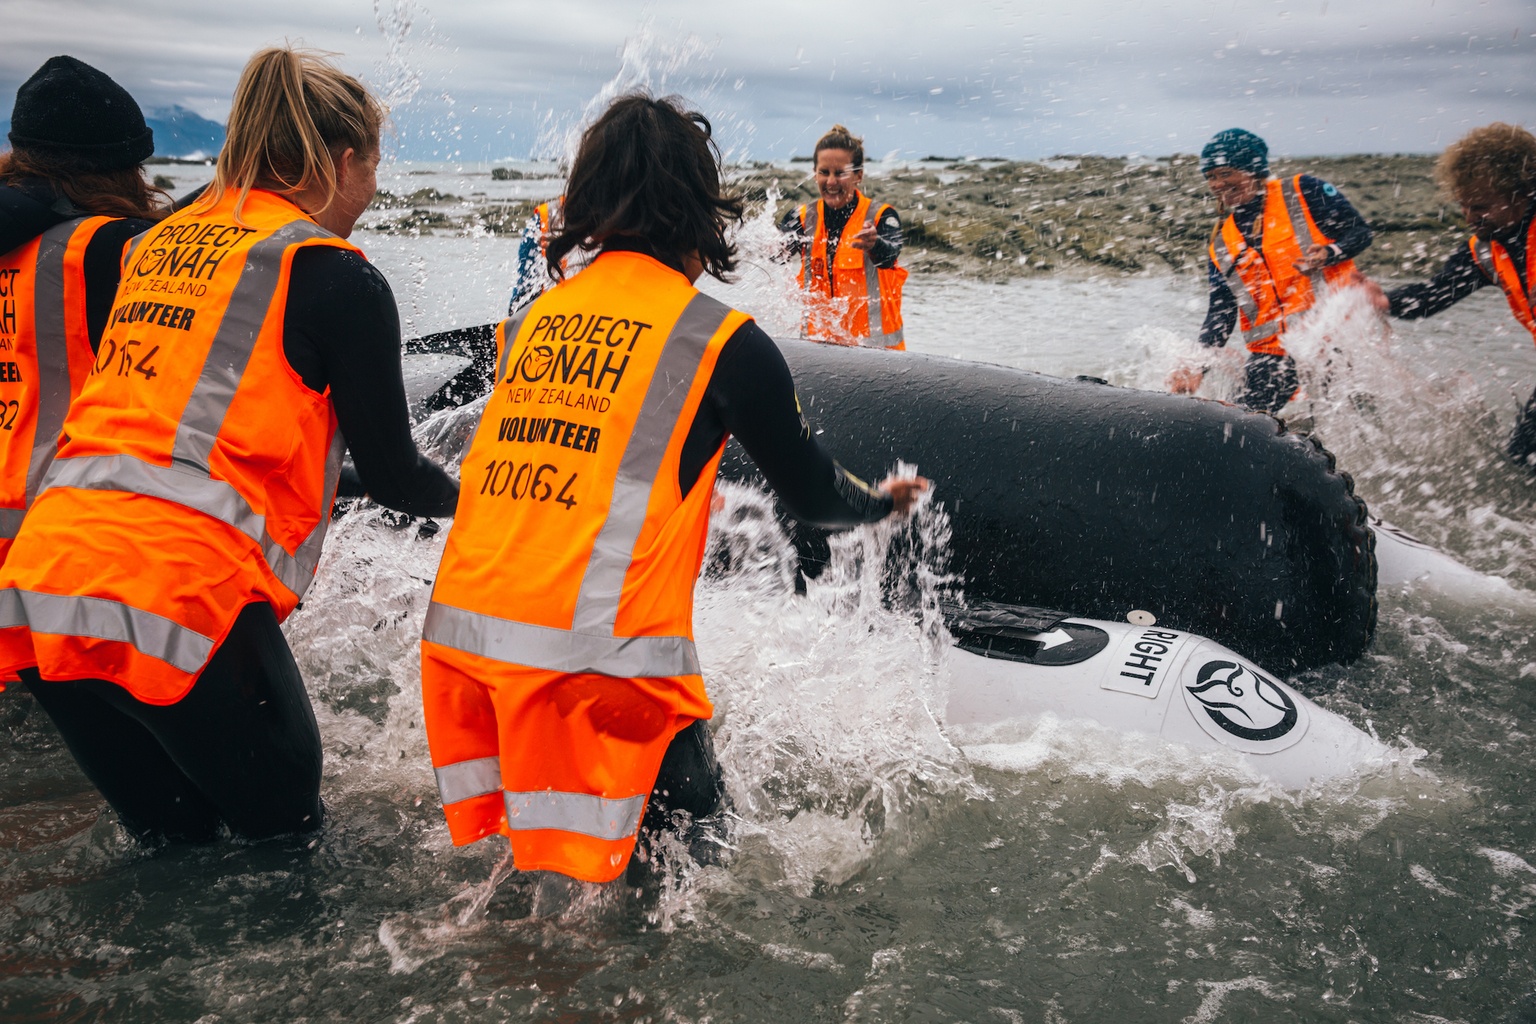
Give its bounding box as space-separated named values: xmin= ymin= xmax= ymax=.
xmin=1 ymin=0 xmax=1530 ymax=161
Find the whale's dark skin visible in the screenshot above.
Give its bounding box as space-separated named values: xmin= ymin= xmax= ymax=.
xmin=407 ymin=326 xmax=1376 ymax=674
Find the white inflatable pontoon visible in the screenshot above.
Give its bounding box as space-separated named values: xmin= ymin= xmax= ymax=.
xmin=944 ymin=603 xmax=1388 ymax=788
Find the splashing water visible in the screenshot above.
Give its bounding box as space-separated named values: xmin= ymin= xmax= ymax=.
xmin=372 ymin=0 xmax=432 ymax=114
xmin=10 ymin=264 xmax=1536 ymax=1018
xmin=1285 ymin=289 xmax=1536 ymax=580
xmin=1113 ymin=283 xmax=1536 ymax=586
xmin=697 ymin=476 xmax=978 ymax=892
xmin=702 ymin=183 xmax=808 ymax=339
xmin=532 ymin=25 xmax=723 ymax=168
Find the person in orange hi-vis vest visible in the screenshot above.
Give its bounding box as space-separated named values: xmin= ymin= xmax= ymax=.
xmin=421 ymin=93 xmax=929 ymax=885
xmin=507 ymin=195 xmax=568 ymax=315
xmin=777 ymin=124 xmax=908 ymax=349
xmin=1167 ymin=128 xmax=1374 ymax=415
xmin=1360 ymin=123 xmax=1536 ymax=465
xmin=0 ymin=57 xmax=168 ymax=579
xmin=0 ymin=48 xmax=459 ymax=845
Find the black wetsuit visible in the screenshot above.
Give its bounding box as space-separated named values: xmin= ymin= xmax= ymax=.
xmin=776 ymin=199 xmax=904 ymax=278
xmin=1384 ymin=212 xmax=1530 ymax=321
xmin=1386 ymin=209 xmax=1536 ymax=461
xmin=13 ymin=193 xmax=459 ymax=844
xmin=0 ymin=181 xmax=154 ymax=341
xmin=1198 ymin=176 xmax=1373 ymax=414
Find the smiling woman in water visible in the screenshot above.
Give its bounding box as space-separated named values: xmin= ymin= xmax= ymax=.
xmin=778 ymin=123 xmax=909 ymax=349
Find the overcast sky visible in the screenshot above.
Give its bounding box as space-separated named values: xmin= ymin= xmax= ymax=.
xmin=2 ymin=0 xmax=1531 ymax=162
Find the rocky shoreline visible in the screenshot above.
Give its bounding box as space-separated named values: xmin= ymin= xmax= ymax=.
xmin=367 ymin=153 xmax=1464 ymax=281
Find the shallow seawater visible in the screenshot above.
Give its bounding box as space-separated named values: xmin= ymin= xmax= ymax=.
xmin=5 ymin=221 xmax=1536 ymax=1023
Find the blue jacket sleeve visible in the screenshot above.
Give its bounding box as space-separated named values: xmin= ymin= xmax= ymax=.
xmin=507 ymin=213 xmax=545 ymax=315
xmin=1297 ymin=175 xmax=1373 ymax=261
xmin=1386 ymin=243 xmax=1491 ymax=319
xmin=1200 ymin=257 xmax=1238 ymax=348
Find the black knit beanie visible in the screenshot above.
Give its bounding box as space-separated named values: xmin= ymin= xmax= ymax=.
xmin=8 ymin=56 xmax=154 ymax=171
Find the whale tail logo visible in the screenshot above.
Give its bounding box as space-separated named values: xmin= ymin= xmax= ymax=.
xmin=517 ymin=344 xmax=555 ymax=383
xmin=1186 ymin=660 xmax=1299 ymax=742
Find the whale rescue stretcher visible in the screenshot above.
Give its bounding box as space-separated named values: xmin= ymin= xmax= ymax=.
xmin=400 ymin=326 xmax=1504 ymax=786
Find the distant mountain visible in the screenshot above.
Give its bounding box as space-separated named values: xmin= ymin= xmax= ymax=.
xmin=0 ymin=104 xmax=224 ymax=161
xmin=144 ymin=106 xmax=224 ymax=160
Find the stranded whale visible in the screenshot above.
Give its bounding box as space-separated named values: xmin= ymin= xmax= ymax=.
xmin=404 ymin=325 xmax=1382 ymax=672
xmin=405 ymin=326 xmax=1378 ymax=672
xmin=716 ymin=340 xmax=1377 ymax=674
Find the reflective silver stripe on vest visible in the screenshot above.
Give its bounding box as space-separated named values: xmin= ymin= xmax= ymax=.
xmin=860 ymin=201 xmax=903 ymax=348
xmin=1211 ymin=210 xmax=1266 ymax=338
xmin=0 ymin=507 xmax=26 ymax=539
xmin=862 ymin=202 xmax=884 ymax=339
xmin=0 ymin=587 xmax=215 ymax=672
xmin=800 ymin=203 xmax=819 ymax=337
xmin=494 ymin=308 xmax=534 ymax=383
xmin=1209 ymin=234 xmax=1239 ymax=278
xmin=26 ymin=219 xmax=90 ymax=507
xmin=504 ymin=789 xmax=645 ymax=840
xmin=422 ymin=601 xmax=702 ymax=677
xmin=1472 ymin=236 xmax=1497 ymax=281
xmin=121 ymin=224 xmax=157 ymax=277
xmin=172 ymin=220 xmax=333 ymax=472
xmin=1279 ymin=176 xmax=1328 ymax=300
xmin=1243 ymin=320 xmax=1282 ymax=346
xmin=434 ymin=755 xmax=502 ymax=805
xmin=287 ymin=430 xmax=345 ymax=589
xmin=43 ymin=451 xmax=331 ymax=598
xmin=1220 ymin=246 xmax=1262 ymax=337
xmin=1472 ymin=235 xmax=1536 ymax=319
xmin=42 ymin=218 xmax=344 ymax=599
xmin=570 ymin=293 xmax=731 ymax=634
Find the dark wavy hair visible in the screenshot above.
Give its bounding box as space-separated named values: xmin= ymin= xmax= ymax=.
xmin=547 ymin=93 xmax=744 ymax=282
xmin=0 ymin=147 xmax=168 ymax=221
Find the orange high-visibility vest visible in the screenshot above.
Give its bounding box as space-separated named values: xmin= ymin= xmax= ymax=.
xmin=1208 ymin=175 xmax=1358 ymax=357
xmin=0 ymin=216 xmax=113 ymax=567
xmin=0 ymin=189 xmax=355 ymax=703
xmin=1468 ymin=216 xmax=1536 ymax=344
xmin=421 ymin=248 xmax=746 ymax=882
xmin=798 ymin=192 xmax=907 ymax=349
xmin=534 ymin=197 xmax=563 ymax=254
xmin=535 ymin=196 xmax=569 ymax=281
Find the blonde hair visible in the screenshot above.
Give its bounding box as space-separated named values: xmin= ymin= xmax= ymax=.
xmin=194 ymin=47 xmax=383 ymax=220
xmin=1435 ymin=122 xmax=1536 ymax=205
xmin=814 ymin=124 xmax=864 ymax=169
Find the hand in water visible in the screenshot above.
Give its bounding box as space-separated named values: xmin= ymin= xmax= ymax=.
xmin=1167 ymin=365 xmax=1204 ymax=395
xmin=1352 ymin=273 xmax=1391 ymax=314
xmin=880 ymin=475 xmax=930 ymax=515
